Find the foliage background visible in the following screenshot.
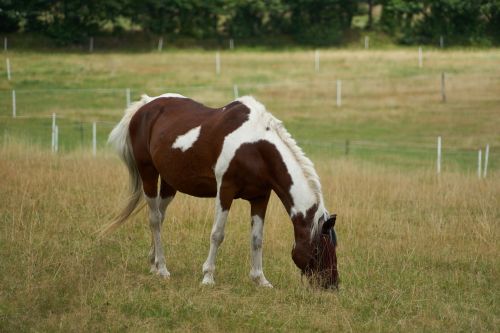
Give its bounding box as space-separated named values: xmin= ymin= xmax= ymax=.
xmin=1 ymin=0 xmax=499 ymax=46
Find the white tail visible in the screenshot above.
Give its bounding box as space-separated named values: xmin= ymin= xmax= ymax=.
xmin=108 ymin=94 xmax=153 ymax=157
xmin=100 ymin=95 xmax=153 ymax=235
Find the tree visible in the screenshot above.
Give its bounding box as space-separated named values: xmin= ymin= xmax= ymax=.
xmin=482 ymin=0 xmax=500 ymax=43
xmin=127 ymin=0 xmax=223 ymax=38
xmin=380 ymin=0 xmax=499 ymax=45
xmin=0 ymin=0 xmax=22 ymax=32
xmin=287 ymin=0 xmax=356 ymax=45
xmin=223 ymin=0 xmax=289 ymax=38
xmin=17 ymin=0 xmax=123 ymax=43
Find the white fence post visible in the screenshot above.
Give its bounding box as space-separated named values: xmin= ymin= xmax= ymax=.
xmin=215 ymin=51 xmax=221 ymax=75
xmin=233 ymin=84 xmax=239 ymax=99
xmin=12 ymin=90 xmax=16 ymax=118
xmin=158 ymin=37 xmax=163 ymax=52
xmin=89 ymin=37 xmax=94 ymax=52
xmin=126 ymin=88 xmax=131 ymax=107
xmin=483 ymin=144 xmax=489 ymax=178
xmin=440 ymin=36 xmax=444 ymax=49
xmin=92 ymin=122 xmax=97 ymax=156
xmin=51 ymin=113 xmax=56 ymax=152
xmin=6 ymin=58 xmax=11 ymax=80
xmin=437 ymin=136 xmax=442 ymax=174
xmin=54 ymin=126 xmax=59 ymax=153
xmin=478 ymin=149 xmax=482 ymax=179
xmin=418 ymin=47 xmax=423 ymax=68
xmin=336 ymin=79 xmax=342 ymax=107
xmin=229 ymin=39 xmax=234 ymax=50
xmin=315 ymin=50 xmax=320 ymax=72
xmin=364 ymin=36 xmax=369 ymax=49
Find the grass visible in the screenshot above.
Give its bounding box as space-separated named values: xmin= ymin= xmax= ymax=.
xmin=0 ymin=142 xmax=498 ymax=332
xmin=0 ymin=48 xmax=499 ymax=331
xmin=1 ymin=48 xmax=499 ymax=171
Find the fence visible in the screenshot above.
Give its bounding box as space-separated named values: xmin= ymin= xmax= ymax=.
xmin=0 ymin=80 xmax=494 ymax=176
xmin=0 ymin=49 xmax=497 ymax=175
xmin=1 ymin=115 xmax=491 ymax=175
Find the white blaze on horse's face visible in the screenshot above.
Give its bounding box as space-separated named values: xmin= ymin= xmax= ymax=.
xmin=172 ymin=126 xmax=201 ymax=152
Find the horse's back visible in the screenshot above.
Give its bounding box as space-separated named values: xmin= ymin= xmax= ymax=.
xmin=129 ymin=96 xmax=252 ymax=197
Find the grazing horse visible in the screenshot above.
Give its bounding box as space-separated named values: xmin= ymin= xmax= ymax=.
xmin=104 ymin=93 xmax=339 ymax=289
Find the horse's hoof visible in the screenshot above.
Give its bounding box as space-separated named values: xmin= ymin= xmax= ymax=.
xmin=157 ymin=267 xmax=171 ymax=279
xmin=260 ymin=281 xmax=273 ymax=288
xmin=201 ymin=276 xmax=215 ymax=286
xmin=250 ymin=273 xmax=273 ymax=288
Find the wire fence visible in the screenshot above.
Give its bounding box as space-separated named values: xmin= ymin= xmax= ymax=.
xmin=0 ymin=54 xmax=497 ymax=175
xmin=0 ymin=100 xmax=494 ymax=176
xmin=1 ymin=120 xmax=492 ymax=177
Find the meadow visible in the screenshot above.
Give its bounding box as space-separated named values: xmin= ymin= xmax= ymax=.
xmin=1 ymin=48 xmax=499 ymax=169
xmin=0 ymin=48 xmax=499 ymax=331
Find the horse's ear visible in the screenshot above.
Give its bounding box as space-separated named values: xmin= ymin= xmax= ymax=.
xmin=321 ymin=214 xmax=336 ymax=234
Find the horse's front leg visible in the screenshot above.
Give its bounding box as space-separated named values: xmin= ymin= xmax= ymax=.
xmin=249 ymin=193 xmax=273 ymax=288
xmin=202 ymin=189 xmax=233 ymax=285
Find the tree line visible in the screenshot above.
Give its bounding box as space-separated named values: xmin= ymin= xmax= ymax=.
xmin=1 ymin=0 xmax=498 ymax=46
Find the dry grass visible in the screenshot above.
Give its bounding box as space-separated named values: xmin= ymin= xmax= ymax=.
xmin=0 ymin=142 xmax=498 ymax=332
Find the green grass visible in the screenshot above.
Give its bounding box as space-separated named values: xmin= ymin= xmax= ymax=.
xmin=1 ymin=49 xmax=498 ymax=172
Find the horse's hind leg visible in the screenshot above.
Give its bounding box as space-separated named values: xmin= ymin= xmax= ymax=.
xmin=141 ymin=165 xmax=176 ymax=278
xmin=149 ymin=180 xmax=176 ymax=274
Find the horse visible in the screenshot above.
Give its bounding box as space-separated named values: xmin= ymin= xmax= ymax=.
xmin=103 ymin=93 xmax=339 ymax=289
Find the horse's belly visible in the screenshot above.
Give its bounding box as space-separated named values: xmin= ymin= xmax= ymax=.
xmin=175 ymin=176 xmax=217 ymax=198
xmin=161 ymin=168 xmax=217 ymax=198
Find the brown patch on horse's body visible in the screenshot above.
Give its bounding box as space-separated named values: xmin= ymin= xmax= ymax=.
xmin=129 ymin=97 xmax=252 ymax=199
xmin=223 ymin=141 xmax=293 ymax=204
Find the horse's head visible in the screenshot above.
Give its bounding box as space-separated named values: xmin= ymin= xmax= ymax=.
xmin=292 ymin=214 xmax=339 ymax=289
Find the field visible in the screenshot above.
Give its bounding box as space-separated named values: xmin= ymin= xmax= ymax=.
xmin=1 ymin=48 xmax=499 ymax=169
xmin=1 ymin=48 xmax=499 ymax=331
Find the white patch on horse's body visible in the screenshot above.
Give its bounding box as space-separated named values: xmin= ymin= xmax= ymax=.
xmin=214 ymin=96 xmax=327 ymax=230
xmin=172 ymin=126 xmax=201 ymax=152
xmin=214 ymin=97 xmax=268 ymax=181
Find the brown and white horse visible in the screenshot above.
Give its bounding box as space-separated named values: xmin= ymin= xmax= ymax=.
xmin=104 ymin=93 xmax=339 ymax=289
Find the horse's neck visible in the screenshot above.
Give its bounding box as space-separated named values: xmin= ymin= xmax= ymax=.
xmin=269 ymin=148 xmax=324 ymax=238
